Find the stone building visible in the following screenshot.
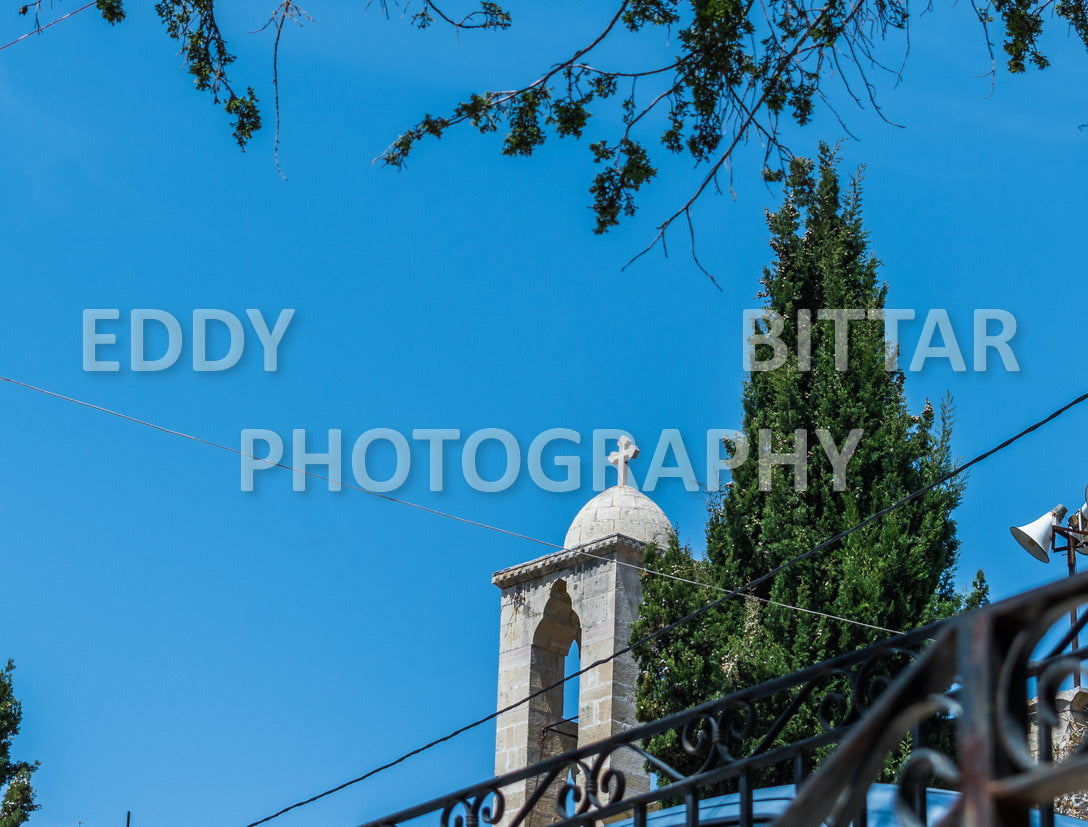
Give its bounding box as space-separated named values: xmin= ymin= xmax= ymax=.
xmin=479 ymin=442 xmax=1088 ymax=827
xmin=491 ymin=440 xmax=673 ymax=827
xmin=1029 ymin=688 xmax=1088 ymax=819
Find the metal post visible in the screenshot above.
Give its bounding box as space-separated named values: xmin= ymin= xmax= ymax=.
xmin=1069 ymin=545 xmax=1081 ymax=689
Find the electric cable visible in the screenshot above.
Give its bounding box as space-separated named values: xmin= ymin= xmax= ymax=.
xmin=5 ymin=375 xmax=1084 ymax=821
xmin=235 ymin=389 xmax=1088 ymax=827
xmin=4 ymin=375 xmax=1084 ymax=823
xmin=0 ymin=375 xmax=894 ymax=635
xmin=566 ymin=545 xmax=904 ymax=635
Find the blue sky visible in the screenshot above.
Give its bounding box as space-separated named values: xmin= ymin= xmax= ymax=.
xmin=2 ymin=2 xmax=1087 ymax=826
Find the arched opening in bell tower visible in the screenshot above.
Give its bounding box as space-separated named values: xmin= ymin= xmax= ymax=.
xmin=529 ymin=579 xmax=581 ymax=767
xmin=563 ymin=640 xmax=580 ymax=720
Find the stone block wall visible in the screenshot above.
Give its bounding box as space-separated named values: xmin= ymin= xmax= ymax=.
xmin=492 ymin=535 xmax=650 ymax=827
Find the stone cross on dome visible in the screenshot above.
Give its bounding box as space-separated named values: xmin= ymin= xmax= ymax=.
xmin=608 ymin=435 xmax=639 ymax=487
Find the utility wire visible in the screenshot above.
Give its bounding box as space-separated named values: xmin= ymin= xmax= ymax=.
xmin=569 ymin=545 xmax=903 ymax=635
xmin=0 ymin=375 xmax=892 ymax=636
xmin=3 ymin=375 xmax=1084 ymax=821
xmin=0 ymin=1 xmax=96 ymax=53
xmin=239 ymin=389 xmax=1088 ymax=827
xmin=4 ymin=375 xmax=1084 ymax=821
xmin=0 ymin=376 xmax=562 ymax=551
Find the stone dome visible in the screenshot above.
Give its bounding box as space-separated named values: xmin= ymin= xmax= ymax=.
xmin=564 ymin=485 xmax=673 ymax=550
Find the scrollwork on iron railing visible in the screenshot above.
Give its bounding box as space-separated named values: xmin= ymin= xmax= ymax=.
xmin=894 ymin=746 xmax=962 ymax=827
xmin=363 ymin=571 xmax=1088 ymax=827
xmin=784 ymin=571 xmax=1088 ymax=826
xmin=440 ymin=790 xmax=505 ymax=827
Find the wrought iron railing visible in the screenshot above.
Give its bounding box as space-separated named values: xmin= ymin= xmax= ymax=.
xmin=361 ymin=572 xmax=1088 ymax=827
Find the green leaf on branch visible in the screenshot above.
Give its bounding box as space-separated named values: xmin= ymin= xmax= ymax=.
xmin=96 ymin=0 xmax=126 ymax=24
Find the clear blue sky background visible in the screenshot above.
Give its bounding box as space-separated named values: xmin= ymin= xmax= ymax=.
xmin=2 ymin=2 xmax=1087 ymax=825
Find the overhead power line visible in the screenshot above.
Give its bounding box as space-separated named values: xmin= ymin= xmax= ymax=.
xmin=0 ymin=376 xmax=560 ymax=550
xmin=237 ymin=389 xmax=1088 ymax=827
xmin=3 ymin=375 xmax=1085 ymax=823
xmin=568 ymin=544 xmax=904 ymax=635
xmin=0 ymin=375 xmax=895 ymax=635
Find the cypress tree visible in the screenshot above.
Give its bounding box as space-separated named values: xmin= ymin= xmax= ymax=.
xmin=631 ymin=144 xmax=987 ymax=785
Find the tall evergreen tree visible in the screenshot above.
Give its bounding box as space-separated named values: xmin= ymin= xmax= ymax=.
xmin=0 ymin=661 xmax=37 ymax=827
xmin=631 ymin=144 xmax=987 ymax=783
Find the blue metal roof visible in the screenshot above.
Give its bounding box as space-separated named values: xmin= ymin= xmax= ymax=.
xmin=616 ymin=783 xmax=1087 ymax=825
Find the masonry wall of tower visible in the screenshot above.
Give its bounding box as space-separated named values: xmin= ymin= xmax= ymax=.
xmin=492 ymin=536 xmax=653 ymax=827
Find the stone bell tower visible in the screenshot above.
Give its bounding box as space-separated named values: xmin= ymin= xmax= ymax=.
xmin=492 ymin=438 xmax=673 ymax=827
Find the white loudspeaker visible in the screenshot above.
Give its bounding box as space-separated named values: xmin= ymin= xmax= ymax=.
xmin=1010 ymin=505 xmax=1067 ymax=563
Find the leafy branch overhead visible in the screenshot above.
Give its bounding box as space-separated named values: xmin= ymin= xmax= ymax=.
xmin=40 ymin=0 xmax=1088 ymax=261
xmin=380 ymin=0 xmax=1088 ymax=257
xmin=72 ymin=0 xmax=508 ymax=151
xmin=85 ymin=0 xmax=261 ymax=148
